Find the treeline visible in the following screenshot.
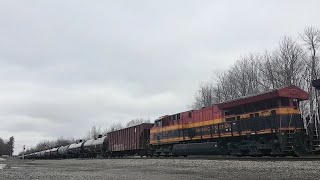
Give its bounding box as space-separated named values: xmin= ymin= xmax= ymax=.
xmin=22 ymin=118 xmax=150 ymax=155
xmin=191 ymin=26 xmax=320 ymax=125
xmin=23 ymin=137 xmax=75 ymax=155
xmin=0 ymin=136 xmax=14 ymax=156
xmin=85 ymin=118 xmax=151 ymax=140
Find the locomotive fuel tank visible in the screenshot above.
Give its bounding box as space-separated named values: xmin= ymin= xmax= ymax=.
xmin=173 ymin=142 xmax=221 ymax=156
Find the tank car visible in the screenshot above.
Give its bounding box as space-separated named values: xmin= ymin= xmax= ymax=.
xmin=67 ymin=140 xmax=85 ymax=158
xmin=91 ymin=135 xmax=108 ymax=157
xmin=49 ymin=147 xmax=59 ymax=159
xmin=57 ymin=145 xmax=69 ymax=158
xmin=82 ymin=139 xmax=95 ymax=158
xmin=67 ymin=143 xmax=77 ymax=158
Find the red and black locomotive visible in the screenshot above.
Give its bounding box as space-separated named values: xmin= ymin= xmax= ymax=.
xmin=150 ymin=85 xmax=312 ymax=157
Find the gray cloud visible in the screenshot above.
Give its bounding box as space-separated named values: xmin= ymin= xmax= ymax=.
xmin=0 ymin=0 xmax=319 ymax=153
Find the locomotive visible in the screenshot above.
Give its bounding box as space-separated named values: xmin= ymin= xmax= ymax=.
xmin=25 ymin=85 xmax=320 ymax=159
xmin=150 ymin=85 xmax=312 ymax=157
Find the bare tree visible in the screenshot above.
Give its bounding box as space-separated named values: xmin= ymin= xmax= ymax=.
xmin=8 ymin=136 xmax=14 ymax=156
xmin=126 ymin=118 xmax=150 ymax=127
xmin=259 ymin=51 xmax=281 ymax=90
xmin=300 ymin=27 xmax=320 ymax=120
xmin=35 ymin=140 xmax=51 ymax=151
xmin=231 ymin=54 xmax=262 ymax=96
xmin=31 ymin=137 xmax=75 ymax=152
xmin=0 ymin=138 xmax=4 ymax=155
xmin=105 ymin=123 xmax=123 ymax=133
xmin=215 ymin=71 xmax=238 ymax=101
xmin=54 ymin=137 xmax=74 ymax=147
xmin=86 ymin=125 xmax=102 ymax=139
xmin=191 ymin=82 xmax=215 ymax=109
xmin=274 ymin=36 xmax=306 ymax=87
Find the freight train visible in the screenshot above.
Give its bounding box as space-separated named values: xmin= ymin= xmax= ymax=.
xmin=24 ymin=85 xmax=320 ymax=159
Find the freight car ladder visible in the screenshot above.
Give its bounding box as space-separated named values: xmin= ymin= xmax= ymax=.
xmin=283 ymin=130 xmax=294 ymax=153
xmin=311 ymin=123 xmax=320 ymax=153
xmin=282 ymin=116 xmax=294 ymax=153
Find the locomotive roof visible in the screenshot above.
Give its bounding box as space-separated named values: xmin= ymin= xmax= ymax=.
xmin=216 ymin=85 xmax=309 ymax=109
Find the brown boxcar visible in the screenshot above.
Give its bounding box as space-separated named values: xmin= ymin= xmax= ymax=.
xmin=107 ymin=123 xmax=154 ymax=157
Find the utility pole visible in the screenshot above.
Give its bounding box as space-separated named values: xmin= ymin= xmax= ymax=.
xmin=312 ymin=79 xmax=320 ymax=123
xmin=22 ymin=145 xmax=25 ymax=160
xmin=311 ymin=79 xmax=320 ymax=152
xmin=312 ymin=79 xmax=320 ymax=90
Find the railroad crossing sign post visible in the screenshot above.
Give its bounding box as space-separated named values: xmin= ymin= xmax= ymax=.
xmin=311 ymin=79 xmax=320 ymax=152
xmin=22 ymin=145 xmax=25 ymax=160
xmin=312 ymin=79 xmax=320 ymax=116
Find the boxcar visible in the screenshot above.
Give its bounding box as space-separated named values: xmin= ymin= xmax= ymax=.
xmin=107 ymin=123 xmax=154 ymax=157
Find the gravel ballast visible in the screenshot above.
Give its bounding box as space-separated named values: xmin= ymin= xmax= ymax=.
xmin=1 ymin=158 xmax=320 ymax=180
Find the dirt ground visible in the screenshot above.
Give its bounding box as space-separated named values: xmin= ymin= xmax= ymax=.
xmin=1 ymin=157 xmax=320 ymax=180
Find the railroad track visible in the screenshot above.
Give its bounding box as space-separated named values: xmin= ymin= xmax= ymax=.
xmin=183 ymin=155 xmax=320 ymax=161
xmin=75 ymin=155 xmax=320 ymax=161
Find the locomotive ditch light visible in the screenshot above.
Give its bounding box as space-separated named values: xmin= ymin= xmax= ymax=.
xmin=312 ymin=79 xmax=320 ymax=90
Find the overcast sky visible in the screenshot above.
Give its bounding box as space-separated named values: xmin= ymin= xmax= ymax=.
xmin=1 ymin=1 xmax=320 ymax=154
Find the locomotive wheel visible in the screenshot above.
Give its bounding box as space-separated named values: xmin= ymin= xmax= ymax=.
xmin=231 ymin=148 xmax=243 ymax=157
xmin=249 ymin=146 xmax=262 ymax=157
